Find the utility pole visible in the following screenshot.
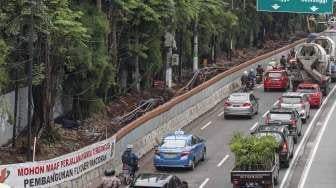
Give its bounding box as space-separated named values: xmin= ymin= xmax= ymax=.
xmin=27 ymin=0 xmax=35 ymax=161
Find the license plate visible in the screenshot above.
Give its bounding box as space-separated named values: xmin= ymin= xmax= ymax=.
xmin=163 ymin=153 xmax=177 ymax=158
xmin=233 ymin=105 xmax=240 ymax=107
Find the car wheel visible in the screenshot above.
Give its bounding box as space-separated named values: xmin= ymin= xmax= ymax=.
xmin=302 ymin=118 xmax=307 ymax=124
xmin=298 ymin=126 xmax=302 ymax=137
xmin=189 ymin=159 xmax=195 ymax=170
xmin=283 ymin=159 xmax=290 ymax=168
xmin=307 ymin=109 xmax=310 ymax=119
xmin=201 ymin=149 xmax=206 ymax=161
xmin=294 ymin=135 xmax=298 ymax=144
xmin=224 ymin=115 xmax=228 ymax=119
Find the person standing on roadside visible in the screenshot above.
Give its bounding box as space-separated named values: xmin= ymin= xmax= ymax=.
xmin=101 ymin=169 xmax=121 ymax=188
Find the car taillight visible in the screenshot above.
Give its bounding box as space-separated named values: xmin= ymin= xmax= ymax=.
xmin=301 ymin=102 xmax=304 ymax=109
xmin=224 ymin=101 xmax=231 ymax=107
xmin=155 ymin=150 xmax=160 ymax=157
xmin=181 ymin=151 xmax=189 ymax=157
xmin=243 ymin=102 xmax=252 ymax=107
xmin=282 ymin=142 xmax=288 ymax=153
xmin=290 ymin=119 xmax=297 ymax=127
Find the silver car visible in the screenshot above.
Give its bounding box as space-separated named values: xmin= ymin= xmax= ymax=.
xmin=224 ymin=92 xmax=259 ymax=119
xmin=278 ymin=92 xmax=310 ymax=123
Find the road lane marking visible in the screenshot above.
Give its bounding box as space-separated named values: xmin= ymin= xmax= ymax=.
xmin=218 ymin=111 xmax=224 ymax=117
xmin=217 ymin=155 xmax=230 ymax=167
xmin=257 ymin=84 xmax=263 ymax=88
xmin=199 ymin=178 xmax=210 ymax=188
xmin=262 ymin=100 xmax=279 ymax=117
xmin=250 ymin=122 xmax=259 ymax=131
xmin=280 ymin=85 xmax=336 ymax=188
xmin=201 ymin=121 xmax=212 ymax=130
xmin=298 ymin=97 xmax=336 ymax=188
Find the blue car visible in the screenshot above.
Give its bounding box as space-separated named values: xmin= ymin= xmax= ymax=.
xmin=153 ymin=130 xmax=206 ymax=170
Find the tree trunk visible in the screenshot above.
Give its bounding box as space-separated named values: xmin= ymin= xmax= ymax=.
xmin=96 ymin=0 xmax=101 ymax=12
xmin=134 ymin=29 xmax=140 ymax=92
xmin=178 ymin=29 xmax=183 ymax=82
xmin=193 ymin=21 xmax=198 ymax=73
xmin=13 ymin=67 xmax=18 ymax=148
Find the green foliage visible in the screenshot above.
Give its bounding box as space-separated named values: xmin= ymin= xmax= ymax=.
xmin=230 ymin=132 xmax=278 ymax=168
xmin=0 ymin=39 xmax=8 ymax=90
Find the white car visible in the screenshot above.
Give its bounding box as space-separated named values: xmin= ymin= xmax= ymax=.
xmin=278 ymin=92 xmax=310 ymax=123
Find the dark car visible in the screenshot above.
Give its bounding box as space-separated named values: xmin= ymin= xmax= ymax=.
xmin=252 ymin=125 xmax=294 ymax=168
xmin=130 ymin=173 xmax=188 ymax=188
xmin=265 ymin=107 xmax=303 ymax=144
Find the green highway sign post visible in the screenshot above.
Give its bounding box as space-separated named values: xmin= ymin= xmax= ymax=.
xmin=257 ymin=0 xmax=333 ymax=14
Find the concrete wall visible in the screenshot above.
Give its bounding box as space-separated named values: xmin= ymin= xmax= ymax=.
xmin=0 ymin=87 xmax=29 ymax=146
xmin=0 ymin=88 xmax=71 ymax=146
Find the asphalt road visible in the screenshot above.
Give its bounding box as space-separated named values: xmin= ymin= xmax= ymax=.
xmin=135 ymin=83 xmax=336 ymax=188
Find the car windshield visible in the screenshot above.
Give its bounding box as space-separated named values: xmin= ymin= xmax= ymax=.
xmin=229 ymin=94 xmax=248 ymax=101
xmin=281 ymin=97 xmax=301 ymax=104
xmin=266 ymin=72 xmax=282 ymax=78
xmin=254 ymin=132 xmax=283 ymax=144
xmin=297 ymin=87 xmax=317 ymax=93
xmin=161 ymin=139 xmax=187 ymax=148
xmin=268 ymin=113 xmax=291 ymax=121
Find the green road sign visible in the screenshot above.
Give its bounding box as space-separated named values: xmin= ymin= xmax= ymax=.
xmin=257 ymin=0 xmax=333 ymax=14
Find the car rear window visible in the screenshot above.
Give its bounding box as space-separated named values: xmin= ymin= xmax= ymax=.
xmin=254 ymin=132 xmax=283 ymax=144
xmin=297 ymin=87 xmax=317 ymax=93
xmin=266 ymin=72 xmax=282 ymax=78
xmin=281 ymin=96 xmax=301 ymax=104
xmin=229 ymin=94 xmax=248 ymax=101
xmin=161 ymin=139 xmax=187 ymax=148
xmin=268 ymin=113 xmax=291 ymax=121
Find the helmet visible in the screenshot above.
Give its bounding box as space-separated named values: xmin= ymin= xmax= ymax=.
xmin=250 ymin=68 xmax=254 ymax=73
xmin=127 ymin=144 xmax=133 ymax=150
xmin=104 ymin=169 xmax=113 ymax=176
xmin=258 ymin=64 xmax=262 ymax=67
xmin=243 ymin=71 xmax=248 ymax=75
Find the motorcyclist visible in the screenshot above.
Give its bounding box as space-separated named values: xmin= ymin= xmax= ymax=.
xmin=280 ymin=55 xmax=287 ymax=69
xmin=241 ymin=71 xmax=249 ymax=87
xmin=101 ymin=169 xmax=121 ymax=188
xmin=256 ymin=64 xmax=264 ymax=75
xmin=256 ymin=65 xmax=264 ymax=84
xmin=121 ymin=144 xmax=139 ymax=177
xmin=248 ymin=69 xmax=256 ymax=80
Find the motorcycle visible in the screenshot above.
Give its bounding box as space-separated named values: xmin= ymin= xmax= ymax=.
xmin=256 ymin=73 xmax=263 ymax=84
xmin=121 ymin=164 xmax=138 ymax=185
xmin=242 ymin=79 xmax=254 ymax=92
